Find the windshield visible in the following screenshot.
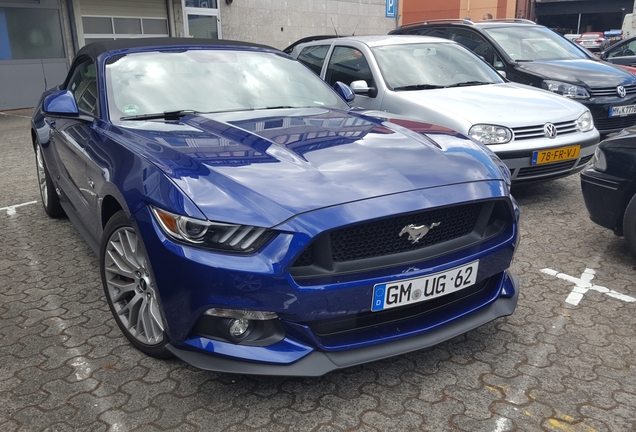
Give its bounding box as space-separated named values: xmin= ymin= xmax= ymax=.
xmin=105 ymin=49 xmax=349 ymax=120
xmin=483 ymin=26 xmax=594 ymax=61
xmin=371 ymin=43 xmax=504 ymax=90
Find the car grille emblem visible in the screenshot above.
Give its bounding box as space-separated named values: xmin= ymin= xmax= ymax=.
xmin=617 ymin=86 xmax=627 ymax=98
xmin=399 ymin=222 xmax=441 ymax=244
xmin=543 ymin=123 xmax=557 ymax=139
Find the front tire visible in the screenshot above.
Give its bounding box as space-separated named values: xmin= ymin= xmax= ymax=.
xmin=100 ymin=210 xmax=173 ymax=359
xmin=623 ymin=193 xmax=636 ymax=258
xmin=35 ymin=143 xmax=65 ymax=218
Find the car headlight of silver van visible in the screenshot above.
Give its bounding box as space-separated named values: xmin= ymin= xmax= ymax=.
xmin=468 ymin=124 xmax=513 ymax=144
xmin=576 ymin=111 xmax=594 ymax=132
xmin=542 ymin=80 xmax=590 ymax=99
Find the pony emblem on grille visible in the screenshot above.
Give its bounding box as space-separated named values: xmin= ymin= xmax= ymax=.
xmin=399 ymin=222 xmax=441 ymax=244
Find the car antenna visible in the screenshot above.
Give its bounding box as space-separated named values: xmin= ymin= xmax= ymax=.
xmin=352 ymin=23 xmax=359 ymax=36
xmin=331 ymin=18 xmax=339 ymax=37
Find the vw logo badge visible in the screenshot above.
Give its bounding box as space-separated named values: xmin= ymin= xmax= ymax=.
xmin=543 ymin=123 xmax=557 ymax=139
xmin=617 ymin=86 xmax=627 ymax=98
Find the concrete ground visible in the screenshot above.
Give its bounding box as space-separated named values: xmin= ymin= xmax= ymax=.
xmin=1 ymin=109 xmax=635 ymax=431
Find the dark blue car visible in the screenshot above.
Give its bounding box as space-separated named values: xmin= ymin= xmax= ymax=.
xmin=31 ymin=38 xmax=520 ymax=376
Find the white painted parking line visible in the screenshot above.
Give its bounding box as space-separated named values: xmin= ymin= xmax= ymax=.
xmin=0 ymin=111 xmax=32 ymax=119
xmin=541 ymin=267 xmax=636 ymax=305
xmin=0 ymin=200 xmax=37 ymax=215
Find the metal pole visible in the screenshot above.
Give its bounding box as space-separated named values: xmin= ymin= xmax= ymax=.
xmin=577 ymin=13 xmax=581 ymax=34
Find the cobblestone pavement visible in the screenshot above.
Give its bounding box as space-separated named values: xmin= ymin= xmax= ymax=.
xmin=2 ymin=109 xmax=636 ymax=431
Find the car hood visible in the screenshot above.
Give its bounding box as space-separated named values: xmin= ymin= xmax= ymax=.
xmin=515 ymin=59 xmax=635 ymax=87
xmin=115 ymin=108 xmax=503 ymax=227
xmin=395 ymin=83 xmax=586 ymax=128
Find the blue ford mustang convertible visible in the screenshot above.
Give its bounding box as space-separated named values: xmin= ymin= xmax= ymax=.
xmin=31 ymin=38 xmax=520 ymax=376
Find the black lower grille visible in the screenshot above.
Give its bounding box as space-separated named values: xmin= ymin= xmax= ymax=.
xmin=517 ymin=160 xmax=576 ymax=179
xmin=594 ymin=115 xmax=636 ymax=132
xmin=577 ymin=154 xmax=594 ymax=167
xmin=309 ymin=276 xmax=492 ymax=337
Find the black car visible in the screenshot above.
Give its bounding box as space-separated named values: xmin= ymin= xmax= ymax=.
xmin=600 ymin=35 xmax=636 ymax=68
xmin=581 ymin=129 xmax=636 ymax=256
xmin=390 ymin=19 xmax=636 ymax=135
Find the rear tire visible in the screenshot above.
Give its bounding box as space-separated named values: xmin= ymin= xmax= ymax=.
xmin=100 ymin=210 xmax=173 ymax=359
xmin=35 ymin=143 xmax=65 ymax=218
xmin=623 ymin=193 xmax=636 ymax=257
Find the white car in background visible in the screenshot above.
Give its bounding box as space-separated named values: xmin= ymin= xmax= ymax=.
xmin=289 ymin=35 xmax=600 ymax=184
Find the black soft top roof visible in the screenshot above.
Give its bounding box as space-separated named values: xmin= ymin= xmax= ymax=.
xmin=75 ymin=37 xmax=276 ymax=60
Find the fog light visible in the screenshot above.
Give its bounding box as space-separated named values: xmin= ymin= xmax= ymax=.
xmin=229 ymin=318 xmax=250 ymax=337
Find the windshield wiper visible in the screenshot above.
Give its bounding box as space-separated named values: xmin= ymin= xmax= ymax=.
xmin=393 ymin=84 xmax=445 ymax=91
xmin=120 ymin=109 xmax=202 ymax=121
xmin=445 ymin=81 xmax=493 ymax=88
xmin=255 ymin=106 xmax=298 ymax=110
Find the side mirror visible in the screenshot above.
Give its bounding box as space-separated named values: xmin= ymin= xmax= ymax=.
xmin=43 ymin=90 xmax=79 ymax=116
xmin=350 ymin=80 xmax=371 ymax=94
xmin=497 ymin=70 xmax=507 ymax=79
xmin=333 ymin=81 xmax=356 ymax=103
xmin=349 ymin=80 xmax=378 ymax=98
xmin=599 ymin=51 xmax=607 ymax=60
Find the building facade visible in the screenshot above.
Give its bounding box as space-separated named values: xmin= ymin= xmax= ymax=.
xmin=400 ymin=0 xmax=517 ymax=24
xmin=1 ymin=0 xmax=397 ymax=110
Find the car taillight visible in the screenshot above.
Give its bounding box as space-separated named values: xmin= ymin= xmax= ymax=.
xmin=595 ymin=39 xmax=603 ymax=43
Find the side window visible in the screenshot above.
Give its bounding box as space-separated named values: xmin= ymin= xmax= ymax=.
xmin=297 ymin=45 xmax=330 ymax=75
xmin=325 ymin=46 xmax=374 ymax=89
xmin=66 ymin=59 xmax=99 ymax=116
xmin=448 ymin=28 xmax=495 ymax=65
xmin=608 ymin=40 xmax=636 ymax=58
xmin=414 ymin=28 xmax=447 ymax=39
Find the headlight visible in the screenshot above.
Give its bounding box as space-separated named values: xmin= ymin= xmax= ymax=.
xmin=150 ymin=206 xmax=274 ymax=253
xmin=468 ymin=124 xmax=513 ymax=144
xmin=592 ymin=147 xmax=607 ymax=171
xmin=576 ymin=111 xmax=594 ymax=132
xmin=542 ymin=80 xmax=590 ymax=99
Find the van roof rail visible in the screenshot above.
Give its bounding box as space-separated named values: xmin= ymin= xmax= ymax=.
xmin=400 ymin=19 xmax=474 ymax=28
xmin=481 ymin=18 xmax=536 ymax=24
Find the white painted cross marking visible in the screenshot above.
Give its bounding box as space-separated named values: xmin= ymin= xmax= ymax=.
xmin=0 ymin=200 xmax=37 ymax=215
xmin=541 ymin=267 xmax=636 ymax=305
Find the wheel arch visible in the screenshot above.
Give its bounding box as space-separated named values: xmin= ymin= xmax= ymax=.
xmin=613 ymin=177 xmax=636 ymax=236
xmin=101 ymin=195 xmax=124 ymax=229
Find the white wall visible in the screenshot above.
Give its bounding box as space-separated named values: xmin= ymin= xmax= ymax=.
xmin=218 ymin=0 xmax=398 ymax=50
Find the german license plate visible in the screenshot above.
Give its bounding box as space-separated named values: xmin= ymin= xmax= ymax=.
xmin=610 ymin=105 xmax=636 ymax=117
xmin=531 ymin=145 xmax=580 ymax=165
xmin=371 ymin=261 xmax=479 ymax=312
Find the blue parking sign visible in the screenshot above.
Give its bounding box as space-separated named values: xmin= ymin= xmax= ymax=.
xmin=386 ymin=0 xmax=396 ymax=18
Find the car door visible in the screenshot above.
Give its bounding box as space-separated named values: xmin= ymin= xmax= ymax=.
xmin=605 ymin=39 xmax=636 ymax=67
xmin=323 ymin=45 xmax=383 ymax=110
xmin=48 ymin=57 xmax=101 ymax=236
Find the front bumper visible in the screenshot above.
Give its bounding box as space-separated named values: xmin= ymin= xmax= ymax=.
xmin=494 ymin=131 xmax=599 ymax=184
xmin=580 ymin=165 xmax=630 ymax=233
xmin=585 ymin=96 xmax=636 ymax=135
xmin=134 ymin=181 xmax=519 ymax=374
xmin=166 ymin=272 xmax=518 ymax=376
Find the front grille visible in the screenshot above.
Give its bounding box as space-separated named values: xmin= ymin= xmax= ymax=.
xmin=330 ymin=203 xmax=480 ymax=262
xmin=512 ymin=120 xmax=578 ymax=141
xmin=291 ymin=199 xmax=511 ymax=279
xmin=594 ymin=115 xmax=636 ymax=132
xmin=590 ymin=83 xmax=636 ymax=98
